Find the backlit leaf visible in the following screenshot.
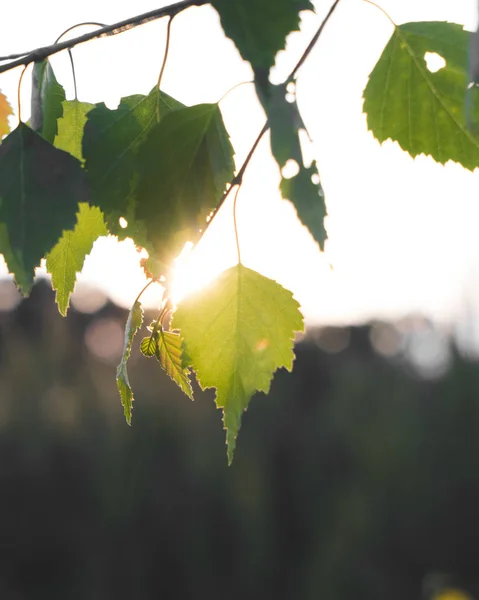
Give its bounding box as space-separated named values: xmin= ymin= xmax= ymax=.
xmin=31 ymin=60 xmax=66 ymax=144
xmin=173 ymin=264 xmax=304 ymax=464
xmin=363 ymin=21 xmax=479 ymax=169
xmin=260 ymin=82 xmax=327 ymax=249
xmin=0 ymin=124 xmax=89 ymax=293
xmin=46 ymin=204 xmax=107 ymax=316
xmin=117 ymin=300 xmax=143 ymax=425
xmin=136 ymin=103 xmax=235 ymax=265
xmin=212 ymin=0 xmax=313 ymax=72
xmin=0 ymin=91 xmax=12 ymax=139
xmin=83 ymin=88 xmax=183 ymax=233
xmin=54 ymin=99 xmax=94 ymax=161
xmin=141 ymin=328 xmax=193 ymax=399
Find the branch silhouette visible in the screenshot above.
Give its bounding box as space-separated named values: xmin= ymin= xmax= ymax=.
xmin=0 ymin=0 xmax=206 ymax=74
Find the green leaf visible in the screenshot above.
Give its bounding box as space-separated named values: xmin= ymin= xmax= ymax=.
xmin=136 ymin=103 xmax=235 ymax=265
xmin=46 ymin=203 xmax=107 ymax=316
xmin=31 ymin=60 xmax=66 ymax=144
xmin=172 ymin=263 xmax=304 ymax=464
xmin=212 ymin=0 xmax=313 ymax=71
xmin=280 ymin=161 xmax=327 ymax=249
xmin=117 ymin=300 xmax=143 ymax=425
xmin=54 ymin=99 xmax=94 ymax=161
xmin=0 ymin=223 xmax=31 ymax=293
xmin=140 ymin=328 xmax=193 ymax=399
xmin=83 ymin=88 xmax=183 ymax=231
xmin=363 ymin=21 xmax=479 ymax=170
xmin=260 ymin=82 xmax=327 ymax=249
xmin=0 ymin=124 xmax=89 ymax=292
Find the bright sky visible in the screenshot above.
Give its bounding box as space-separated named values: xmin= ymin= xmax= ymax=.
xmin=1 ymin=0 xmax=479 ymax=326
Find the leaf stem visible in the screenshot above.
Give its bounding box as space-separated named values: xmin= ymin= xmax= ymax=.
xmin=134 ymin=277 xmax=158 ymax=305
xmin=361 ymin=0 xmax=397 ymax=27
xmin=232 ymin=186 xmax=242 ymax=264
xmin=54 ymin=22 xmax=108 ymax=45
xmin=157 ymin=15 xmax=174 ymax=122
xmin=17 ymin=65 xmax=28 ymax=124
xmin=217 ymin=80 xmax=254 ymax=105
xmin=0 ymin=0 xmax=207 ymax=74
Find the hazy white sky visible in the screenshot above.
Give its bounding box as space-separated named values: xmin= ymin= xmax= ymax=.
xmin=1 ymin=0 xmax=479 ymax=325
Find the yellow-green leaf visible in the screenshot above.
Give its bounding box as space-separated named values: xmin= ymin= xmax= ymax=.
xmin=0 ymin=91 xmax=12 ymax=139
xmin=172 ymin=264 xmax=304 ymax=464
xmin=141 ymin=328 xmax=193 ymax=399
xmin=117 ymin=300 xmax=143 ymax=425
xmin=46 ymin=204 xmax=107 ymax=316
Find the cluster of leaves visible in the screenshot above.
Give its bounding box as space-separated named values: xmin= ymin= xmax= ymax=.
xmin=0 ymin=0 xmax=479 ymax=462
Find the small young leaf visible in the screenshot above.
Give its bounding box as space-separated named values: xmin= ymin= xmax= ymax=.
xmin=260 ymin=82 xmax=327 ymax=250
xmin=0 ymin=124 xmax=89 ymax=293
xmin=117 ymin=300 xmax=144 ymax=425
xmin=0 ymin=91 xmax=13 ymax=139
xmin=212 ymin=0 xmax=313 ymax=71
xmin=46 ymin=204 xmax=108 ymax=316
xmin=363 ymin=21 xmax=479 ymax=169
xmin=141 ymin=329 xmax=193 ymax=399
xmin=140 ymin=331 xmax=158 ymax=357
xmin=136 ymin=103 xmax=235 ymax=264
xmin=31 ymin=60 xmax=66 ymax=144
xmin=172 ymin=264 xmax=304 ymax=464
xmin=83 ymin=88 xmax=183 ymax=231
xmin=54 ymin=99 xmax=94 ymax=161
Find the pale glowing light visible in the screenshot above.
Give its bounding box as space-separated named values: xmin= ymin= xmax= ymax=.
xmin=170 ymin=241 xmax=217 ymax=305
xmin=424 ymin=51 xmax=446 ymax=73
xmin=281 ymin=159 xmax=300 ymax=179
xmin=118 ymin=216 xmax=128 ymax=229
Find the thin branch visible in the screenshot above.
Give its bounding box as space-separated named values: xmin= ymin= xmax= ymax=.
xmin=0 ymin=0 xmax=207 ymax=75
xmin=203 ymin=0 xmax=342 ymax=239
xmin=289 ymin=0 xmax=342 ymax=81
xmin=201 ymin=122 xmax=269 ymax=239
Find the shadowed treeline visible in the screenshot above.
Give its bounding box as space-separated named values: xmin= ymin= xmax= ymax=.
xmin=0 ymin=280 xmax=478 ymax=599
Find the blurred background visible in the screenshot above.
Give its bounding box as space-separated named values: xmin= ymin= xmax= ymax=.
xmin=0 ymin=278 xmax=479 ymax=599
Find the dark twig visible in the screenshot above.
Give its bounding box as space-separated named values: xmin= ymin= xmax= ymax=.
xmin=289 ymin=0 xmax=342 ymax=81
xmin=201 ymin=122 xmax=269 ymax=239
xmin=203 ymin=0 xmax=343 ymax=238
xmin=0 ymin=0 xmax=207 ymax=74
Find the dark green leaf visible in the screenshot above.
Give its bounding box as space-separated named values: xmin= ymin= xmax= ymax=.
xmin=212 ymin=0 xmax=313 ymax=71
xmin=172 ymin=264 xmax=304 ymax=464
xmin=31 ymin=60 xmax=66 ymax=143
xmin=117 ymin=300 xmax=143 ymax=425
xmin=83 ymin=88 xmax=183 ymax=232
xmin=280 ymin=161 xmax=326 ymax=249
xmin=46 ymin=204 xmax=107 ymax=316
xmin=136 ymin=103 xmax=235 ymax=265
xmin=0 ymin=124 xmax=89 ymax=292
xmin=260 ymin=82 xmax=327 ymax=249
xmin=363 ymin=21 xmax=479 ymax=169
xmin=54 ymin=99 xmax=94 ymax=161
